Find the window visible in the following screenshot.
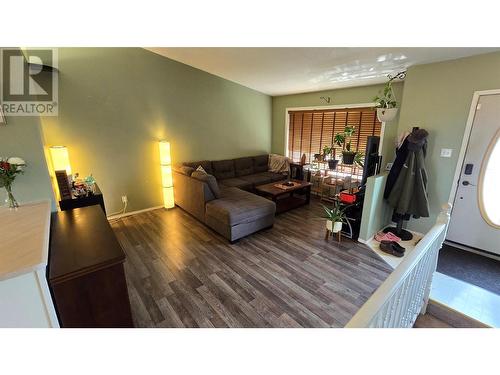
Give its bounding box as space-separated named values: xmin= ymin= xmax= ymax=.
xmin=479 ymin=129 xmax=500 ymax=228
xmin=287 ymin=107 xmax=381 ymax=165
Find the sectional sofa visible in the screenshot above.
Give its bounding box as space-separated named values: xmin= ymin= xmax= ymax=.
xmin=173 ymin=154 xmax=288 ymax=242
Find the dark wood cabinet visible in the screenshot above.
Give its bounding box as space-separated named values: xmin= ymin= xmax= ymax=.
xmin=48 ymin=205 xmax=133 ymax=327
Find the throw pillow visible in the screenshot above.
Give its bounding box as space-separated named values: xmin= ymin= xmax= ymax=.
xmin=196 ymin=165 xmax=207 ymax=173
xmin=269 ymin=153 xmax=290 ymax=174
xmin=191 ymin=170 xmax=221 ymax=198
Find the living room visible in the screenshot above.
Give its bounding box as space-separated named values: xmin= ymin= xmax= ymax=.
xmin=1 ymin=2 xmax=499 ymax=374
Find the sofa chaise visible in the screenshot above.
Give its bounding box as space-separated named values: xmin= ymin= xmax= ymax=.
xmin=173 ymin=155 xmax=287 ymax=242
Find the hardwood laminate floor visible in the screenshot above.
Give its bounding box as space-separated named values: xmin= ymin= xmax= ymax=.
xmin=111 ymin=198 xmax=393 ymax=328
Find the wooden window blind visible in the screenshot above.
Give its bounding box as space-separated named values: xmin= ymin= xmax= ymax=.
xmin=288 ymin=107 xmax=381 ymax=165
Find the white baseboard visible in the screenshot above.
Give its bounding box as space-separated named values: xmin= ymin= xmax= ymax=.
xmin=357 ymin=235 xmax=374 ymax=245
xmin=107 ymin=205 xmax=164 ymax=220
xmin=444 ymin=240 xmax=500 ymax=261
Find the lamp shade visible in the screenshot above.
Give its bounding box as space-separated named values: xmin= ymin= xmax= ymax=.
xmin=159 ymin=140 xmax=174 ymax=209
xmin=159 ymin=141 xmax=172 ymax=165
xmin=49 ymin=146 xmax=72 ymax=175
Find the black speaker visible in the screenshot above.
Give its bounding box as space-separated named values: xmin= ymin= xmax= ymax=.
xmin=360 ymin=136 xmax=381 ymax=186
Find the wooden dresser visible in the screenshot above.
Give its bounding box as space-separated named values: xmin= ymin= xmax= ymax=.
xmin=49 ymin=205 xmax=133 ymax=327
xmin=0 ymin=201 xmax=59 ymax=327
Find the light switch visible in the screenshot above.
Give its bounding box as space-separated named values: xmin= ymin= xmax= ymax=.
xmin=440 ymin=148 xmax=453 ymax=158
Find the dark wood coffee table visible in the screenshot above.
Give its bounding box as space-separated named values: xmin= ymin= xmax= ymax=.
xmin=255 ymin=179 xmax=312 ymax=214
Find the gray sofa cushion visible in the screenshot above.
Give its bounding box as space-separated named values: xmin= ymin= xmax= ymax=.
xmin=183 ymin=160 xmax=213 ymax=175
xmin=255 ymin=171 xmax=287 ymax=182
xmin=191 ymin=170 xmax=221 ymax=198
xmin=218 ymin=177 xmax=252 ymax=191
xmin=234 ymin=157 xmax=254 ymax=177
xmin=212 ymin=159 xmax=236 ymax=180
xmin=253 ymin=154 xmax=269 ymax=173
xmin=205 ymin=187 xmax=276 ymax=226
xmin=239 ymin=173 xmax=272 ymax=186
xmin=173 ymin=171 xmax=215 ymax=221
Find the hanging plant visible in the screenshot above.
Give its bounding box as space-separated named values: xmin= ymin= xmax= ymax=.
xmin=374 ymin=71 xmax=405 ymax=122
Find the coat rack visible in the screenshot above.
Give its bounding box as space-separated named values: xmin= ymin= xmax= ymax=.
xmin=383 ymin=125 xmax=420 ymax=241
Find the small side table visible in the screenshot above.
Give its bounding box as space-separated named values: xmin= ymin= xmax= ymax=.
xmin=59 ymin=183 xmax=106 ymax=215
xmin=290 ymin=163 xmax=306 ymax=180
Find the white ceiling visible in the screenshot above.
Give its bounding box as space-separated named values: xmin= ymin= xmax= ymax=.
xmin=147 ymin=47 xmax=499 ymax=96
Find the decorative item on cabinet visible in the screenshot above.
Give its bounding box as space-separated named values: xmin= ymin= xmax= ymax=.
xmin=0 ymin=156 xmax=26 ymax=209
xmin=59 ymin=183 xmax=106 ymax=214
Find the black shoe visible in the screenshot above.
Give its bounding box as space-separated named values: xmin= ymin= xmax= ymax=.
xmin=380 ymin=241 xmax=405 ymax=257
xmin=391 ymin=242 xmax=406 ymax=252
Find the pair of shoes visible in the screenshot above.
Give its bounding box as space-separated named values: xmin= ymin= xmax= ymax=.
xmin=379 ymin=240 xmax=406 ymax=257
xmin=374 ymin=231 xmax=401 ymax=242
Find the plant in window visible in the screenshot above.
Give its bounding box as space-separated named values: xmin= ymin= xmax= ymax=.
xmin=323 ymin=145 xmax=339 ymax=169
xmin=334 ymin=126 xmax=357 ymax=165
xmin=322 ymin=145 xmax=333 ymax=159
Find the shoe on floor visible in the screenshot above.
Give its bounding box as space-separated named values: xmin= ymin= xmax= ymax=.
xmin=391 ymin=241 xmax=406 ymax=252
xmin=380 ymin=241 xmax=405 ymax=257
xmin=374 ymin=231 xmax=402 ymax=243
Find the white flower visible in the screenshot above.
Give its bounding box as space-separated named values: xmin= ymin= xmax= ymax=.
xmin=7 ymin=157 xmax=26 ymax=170
xmin=7 ymin=157 xmax=26 ymax=166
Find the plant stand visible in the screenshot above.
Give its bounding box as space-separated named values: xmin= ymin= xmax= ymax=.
xmin=325 ymin=228 xmax=342 ymax=243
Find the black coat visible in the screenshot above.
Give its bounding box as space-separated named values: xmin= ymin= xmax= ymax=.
xmin=386 ymin=129 xmax=430 ymax=219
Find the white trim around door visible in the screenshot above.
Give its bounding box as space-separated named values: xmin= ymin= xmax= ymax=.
xmin=283 ymin=102 xmax=383 ymax=157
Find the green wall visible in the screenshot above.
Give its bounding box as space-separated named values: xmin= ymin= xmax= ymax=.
xmin=396 ymin=51 xmax=500 ymax=233
xmin=0 ymin=115 xmax=55 ymax=208
xmin=40 ymin=48 xmax=272 ymax=214
xmin=0 ymin=48 xmax=55 ymax=209
xmin=271 ymin=82 xmax=404 ymax=166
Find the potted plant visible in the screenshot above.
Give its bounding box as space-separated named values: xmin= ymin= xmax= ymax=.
xmin=334 ymin=126 xmax=357 ymax=165
xmin=322 ymin=202 xmax=346 ymax=233
xmin=322 ymin=145 xmax=338 ymax=170
xmin=354 ymin=151 xmax=365 ymax=169
xmin=374 ymin=79 xmax=398 ymax=122
xmin=0 ymin=157 xmax=26 ymax=209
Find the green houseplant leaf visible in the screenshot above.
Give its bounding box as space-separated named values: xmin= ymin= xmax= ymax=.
xmin=322 ymin=203 xmax=346 ymax=223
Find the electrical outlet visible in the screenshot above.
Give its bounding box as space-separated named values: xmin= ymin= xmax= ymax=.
xmin=121 ymin=195 xmax=128 ymax=203
xmin=440 ymin=148 xmax=453 ymax=158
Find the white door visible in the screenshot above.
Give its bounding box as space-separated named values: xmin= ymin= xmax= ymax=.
xmin=447 ymin=93 xmax=500 ymax=255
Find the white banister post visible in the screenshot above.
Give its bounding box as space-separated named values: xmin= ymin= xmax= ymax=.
xmin=420 ymin=203 xmax=453 ymax=315
xmin=436 ymin=202 xmax=452 ymax=226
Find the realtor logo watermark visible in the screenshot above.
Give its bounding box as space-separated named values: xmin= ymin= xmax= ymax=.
xmin=1 ymin=48 xmax=58 ymax=116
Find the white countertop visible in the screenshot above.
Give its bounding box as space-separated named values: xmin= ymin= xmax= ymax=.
xmin=0 ymin=200 xmax=51 ymax=281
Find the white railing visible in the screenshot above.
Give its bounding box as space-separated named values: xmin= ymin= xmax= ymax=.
xmin=346 ymin=203 xmax=452 ymax=328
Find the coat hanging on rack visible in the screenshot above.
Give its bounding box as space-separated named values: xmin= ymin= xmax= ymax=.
xmin=386 ymin=128 xmax=430 ymax=218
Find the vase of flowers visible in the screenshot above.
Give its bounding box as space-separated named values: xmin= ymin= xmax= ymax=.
xmin=0 ymin=157 xmax=26 ymax=209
